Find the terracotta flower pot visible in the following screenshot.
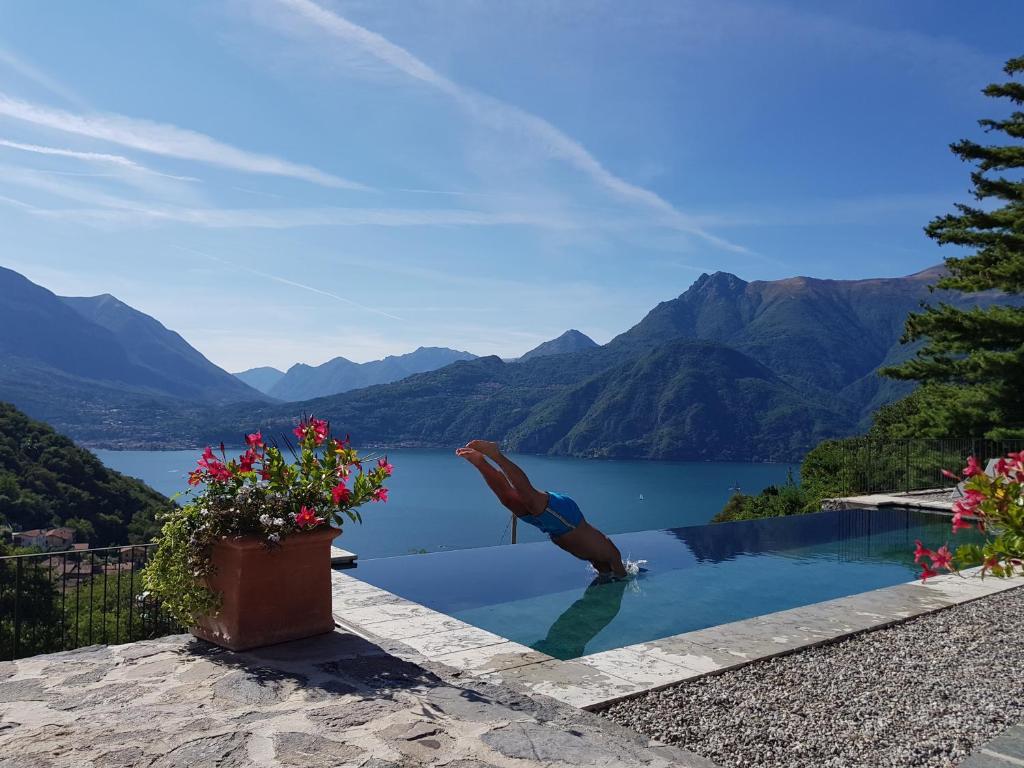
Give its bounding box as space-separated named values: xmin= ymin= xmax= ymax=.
xmin=192 ymin=526 xmax=339 ymax=651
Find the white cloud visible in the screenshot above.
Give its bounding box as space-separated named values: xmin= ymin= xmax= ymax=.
xmin=0 ymin=46 xmax=88 ymax=108
xmin=26 ymin=203 xmax=584 ymax=230
xmin=0 ymin=138 xmax=199 ymax=181
xmin=0 ymin=91 xmax=367 ymax=190
xmin=255 ymin=0 xmax=752 ymax=255
xmin=1 ymin=163 xmax=605 ymax=231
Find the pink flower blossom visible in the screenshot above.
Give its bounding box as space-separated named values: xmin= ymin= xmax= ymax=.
xmin=913 ymin=540 xmax=932 ymax=564
xmin=372 ymin=487 xmax=389 ymax=502
xmin=963 ymin=455 xmax=983 ymax=477
xmin=238 ymin=448 xmax=259 ymax=473
xmin=188 ymin=469 xmax=203 ymax=486
xmin=952 ymin=499 xmax=977 ymax=518
xmin=377 ymin=457 xmax=393 ymax=476
xmin=208 ymin=463 xmax=231 ymax=483
xmin=332 ymin=482 xmax=350 ymax=505
xmin=245 ymin=431 xmax=263 ymax=448
xmin=951 ymin=511 xmax=973 ymax=532
xmin=931 ymin=545 xmax=954 ymax=571
xmin=295 ymin=506 xmax=322 ymax=528
xmin=941 ymin=468 xmax=959 ymax=480
xmin=294 ymin=417 xmax=330 ymax=446
xmin=920 ymin=563 xmax=939 ymax=582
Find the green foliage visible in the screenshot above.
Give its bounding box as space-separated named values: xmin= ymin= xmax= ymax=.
xmin=883 ymin=56 xmax=1024 ymax=437
xmin=0 ymin=545 xmax=178 ymax=659
xmin=712 ymin=470 xmax=808 ymax=523
xmin=0 ymin=549 xmax=61 ymax=658
xmin=144 ymin=419 xmax=390 ymax=625
xmin=0 ymin=402 xmax=170 ymax=545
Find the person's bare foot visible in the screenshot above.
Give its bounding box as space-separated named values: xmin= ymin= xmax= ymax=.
xmin=465 ymin=439 xmax=501 ymax=460
xmin=456 ymin=447 xmax=487 ymax=467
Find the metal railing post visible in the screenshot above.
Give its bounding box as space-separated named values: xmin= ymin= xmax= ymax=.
xmin=13 ymin=557 xmax=21 ymax=661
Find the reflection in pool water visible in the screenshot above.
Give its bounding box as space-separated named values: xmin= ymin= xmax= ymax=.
xmin=350 ymin=508 xmax=981 ymax=659
xmin=533 ymin=577 xmax=629 ymax=660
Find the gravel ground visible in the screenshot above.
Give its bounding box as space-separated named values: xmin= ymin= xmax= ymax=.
xmin=600 ymin=586 xmax=1024 ymax=768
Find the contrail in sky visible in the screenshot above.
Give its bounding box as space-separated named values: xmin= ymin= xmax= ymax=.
xmin=171 ymin=244 xmax=404 ymax=321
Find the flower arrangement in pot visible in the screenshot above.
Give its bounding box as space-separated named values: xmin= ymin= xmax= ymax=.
xmin=143 ymin=416 xmax=391 ymax=651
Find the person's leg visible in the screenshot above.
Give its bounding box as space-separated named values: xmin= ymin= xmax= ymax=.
xmin=456 ymin=448 xmax=530 ymax=516
xmin=465 ymin=440 xmax=548 ymax=515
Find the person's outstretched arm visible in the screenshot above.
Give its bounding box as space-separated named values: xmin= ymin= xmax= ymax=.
xmin=455 ymin=447 xmax=530 ymax=516
xmin=466 ymin=440 xmax=548 ymax=515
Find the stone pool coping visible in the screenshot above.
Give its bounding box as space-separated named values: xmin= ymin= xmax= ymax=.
xmin=331 ymin=568 xmax=1023 ymax=711
xmin=832 ymin=489 xmax=955 ymax=512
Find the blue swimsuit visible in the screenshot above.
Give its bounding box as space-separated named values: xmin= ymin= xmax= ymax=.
xmin=520 ymin=492 xmax=584 ymax=540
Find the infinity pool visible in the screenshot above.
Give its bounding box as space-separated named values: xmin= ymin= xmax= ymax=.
xmin=349 ymin=508 xmax=977 ymax=660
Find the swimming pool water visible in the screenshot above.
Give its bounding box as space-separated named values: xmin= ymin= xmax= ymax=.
xmin=349 ymin=508 xmax=978 ymax=660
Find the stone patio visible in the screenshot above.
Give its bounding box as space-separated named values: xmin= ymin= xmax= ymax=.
xmin=0 ymin=629 xmax=715 ymax=767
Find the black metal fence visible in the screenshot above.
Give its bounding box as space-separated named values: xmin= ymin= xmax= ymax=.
xmin=832 ymin=438 xmax=1024 ymax=496
xmin=0 ymin=544 xmax=179 ymax=661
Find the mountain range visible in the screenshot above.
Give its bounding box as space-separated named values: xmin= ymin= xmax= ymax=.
xmin=0 ymin=267 xmax=269 ymax=445
xmin=200 ymin=266 xmax=1016 ymax=461
xmin=235 ymin=331 xmax=598 ymax=400
xmin=236 ymin=347 xmax=478 ymax=401
xmin=0 ymin=263 xmax=1011 ymax=460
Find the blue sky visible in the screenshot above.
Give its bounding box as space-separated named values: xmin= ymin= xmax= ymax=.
xmin=0 ymin=1 xmax=1020 ymax=370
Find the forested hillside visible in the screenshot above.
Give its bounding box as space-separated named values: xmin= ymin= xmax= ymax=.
xmin=0 ymin=403 xmax=170 ymax=545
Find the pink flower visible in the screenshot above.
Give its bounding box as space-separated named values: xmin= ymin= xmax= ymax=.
xmin=952 ymin=499 xmax=976 ymax=517
xmin=295 ymin=506 xmax=322 ymax=529
xmin=941 ymin=468 xmax=959 ymax=481
xmin=238 ymin=448 xmax=259 ymax=473
xmin=208 ymin=463 xmax=231 ymax=483
xmin=332 ymin=482 xmax=350 ymax=505
xmin=920 ymin=563 xmax=939 ymax=582
xmin=187 ymin=469 xmax=203 ymax=486
xmin=963 ymin=456 xmax=983 ymax=477
xmin=913 ymin=540 xmax=932 ymax=564
xmin=931 ymin=545 xmax=954 ymax=571
xmin=294 ymin=417 xmax=330 ymax=446
xmin=372 ymin=487 xmax=388 ymax=502
xmin=377 ymin=457 xmax=393 ymax=476
xmin=245 ymin=431 xmax=263 ymax=448
xmin=951 ymin=511 xmax=973 ymax=532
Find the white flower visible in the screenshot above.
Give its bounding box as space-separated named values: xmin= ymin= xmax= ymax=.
xmin=267 ymin=533 xmax=280 ymax=543
xmin=259 ymin=513 xmax=272 ymax=526
xmin=273 ymin=517 xmax=284 ymax=527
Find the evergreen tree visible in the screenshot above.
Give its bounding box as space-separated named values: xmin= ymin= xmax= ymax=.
xmin=883 ymin=56 xmax=1024 ymax=438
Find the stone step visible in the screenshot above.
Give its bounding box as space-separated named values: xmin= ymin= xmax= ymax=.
xmin=330 ymin=546 xmax=357 ymax=566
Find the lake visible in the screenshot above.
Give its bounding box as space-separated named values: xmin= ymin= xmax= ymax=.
xmin=94 ymin=448 xmax=796 ymax=559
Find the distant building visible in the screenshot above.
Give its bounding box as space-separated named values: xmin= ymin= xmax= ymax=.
xmin=45 ymin=528 xmax=76 ymax=550
xmin=13 ymin=527 xmax=76 ymax=551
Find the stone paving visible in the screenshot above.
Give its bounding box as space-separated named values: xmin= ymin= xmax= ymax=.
xmin=0 ymin=629 xmax=715 ymax=767
xmin=833 ymin=489 xmax=956 ymax=512
xmin=962 ymin=724 xmax=1024 ymax=768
